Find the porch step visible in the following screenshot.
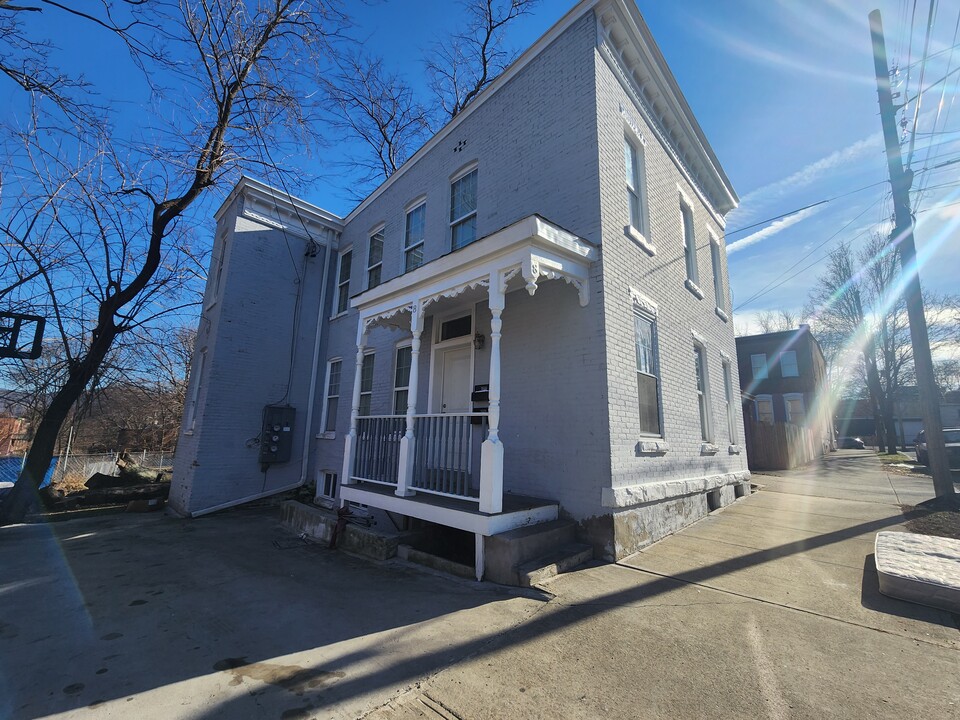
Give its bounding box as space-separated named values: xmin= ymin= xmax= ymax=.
xmin=518 ymin=542 xmax=595 ymax=587
xmin=484 ymin=518 xmax=584 ymax=585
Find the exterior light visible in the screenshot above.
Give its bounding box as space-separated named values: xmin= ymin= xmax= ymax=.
xmin=474 ymin=332 xmax=485 ymax=350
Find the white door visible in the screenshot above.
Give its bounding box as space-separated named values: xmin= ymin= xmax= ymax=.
xmin=437 ymin=345 xmax=471 ymax=414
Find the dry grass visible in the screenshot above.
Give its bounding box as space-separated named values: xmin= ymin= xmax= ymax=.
xmin=48 ymin=472 xmax=91 ymax=494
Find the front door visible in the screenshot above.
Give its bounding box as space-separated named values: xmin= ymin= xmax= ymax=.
xmin=437 ymin=345 xmax=471 ymax=414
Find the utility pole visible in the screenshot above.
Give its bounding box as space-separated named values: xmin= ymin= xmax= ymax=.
xmin=869 ymin=10 xmax=955 ymax=498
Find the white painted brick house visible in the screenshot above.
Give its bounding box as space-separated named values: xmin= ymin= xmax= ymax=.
xmin=171 ymin=0 xmax=750 ymax=578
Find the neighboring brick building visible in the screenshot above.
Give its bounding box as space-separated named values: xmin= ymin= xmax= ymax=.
xmin=735 ymin=325 xmax=835 ymax=462
xmin=171 ymin=0 xmax=750 ymax=576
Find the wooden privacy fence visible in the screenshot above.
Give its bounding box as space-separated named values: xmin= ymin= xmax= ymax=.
xmin=743 ymin=417 xmax=822 ymax=471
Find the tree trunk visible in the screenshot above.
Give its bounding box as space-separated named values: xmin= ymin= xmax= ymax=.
xmin=863 ymin=345 xmax=888 ymax=453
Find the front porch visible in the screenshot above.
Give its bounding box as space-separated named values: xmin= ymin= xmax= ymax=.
xmin=338 ymin=215 xmax=598 ymax=561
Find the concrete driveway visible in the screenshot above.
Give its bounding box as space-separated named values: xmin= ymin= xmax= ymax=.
xmin=1 ymin=450 xmax=958 ymax=719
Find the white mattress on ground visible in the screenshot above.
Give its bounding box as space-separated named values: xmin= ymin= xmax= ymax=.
xmin=875 ymin=531 xmax=960 ymax=614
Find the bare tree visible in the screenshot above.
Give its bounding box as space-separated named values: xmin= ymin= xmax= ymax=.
xmin=0 ymin=0 xmax=347 ymax=524
xmin=426 ymin=0 xmax=541 ymax=119
xmin=321 ymin=52 xmax=431 ymax=189
xmin=755 ymin=309 xmax=799 ymax=334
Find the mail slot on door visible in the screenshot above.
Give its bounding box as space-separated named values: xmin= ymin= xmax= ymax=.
xmin=471 ymin=384 xmax=489 ymax=424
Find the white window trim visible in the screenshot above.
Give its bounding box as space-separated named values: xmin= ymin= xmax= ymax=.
xmin=755 ymin=393 xmax=775 ymax=423
xmin=623 ymin=133 xmax=650 ymax=247
xmin=708 ymin=229 xmax=726 ymax=317
xmin=680 ymin=193 xmax=700 ymax=290
xmin=694 ymin=341 xmax=713 ymax=444
xmin=449 ymin=167 xmax=478 ymax=249
xmin=316 ymin=470 xmax=339 ymax=503
xmin=779 ymin=350 xmax=800 ymax=378
xmin=318 ymin=357 xmax=342 ymax=439
xmin=332 ymin=249 xmax=352 ymax=318
xmin=634 ymin=308 xmax=664 ymax=439
xmin=367 ymin=225 xmax=384 ymax=290
xmin=784 ymin=393 xmax=805 ymax=424
xmin=404 ymin=202 xmax=426 ymax=273
xmin=359 ymin=351 xmax=375 ymax=416
xmin=751 ymin=353 xmax=769 ymax=380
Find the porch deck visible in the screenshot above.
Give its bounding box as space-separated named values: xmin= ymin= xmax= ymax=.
xmin=340 ymin=481 xmax=559 ymax=536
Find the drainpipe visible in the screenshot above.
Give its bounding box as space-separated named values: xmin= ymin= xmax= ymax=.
xmin=299 ymin=227 xmax=335 ymax=487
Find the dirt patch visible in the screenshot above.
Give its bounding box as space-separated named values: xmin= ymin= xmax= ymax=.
xmin=212 ymin=657 xmax=345 ymax=695
xmin=900 ymin=495 xmax=960 ymax=540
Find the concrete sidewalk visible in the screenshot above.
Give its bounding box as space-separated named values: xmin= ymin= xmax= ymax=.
xmin=1 ymin=451 xmax=958 ymax=719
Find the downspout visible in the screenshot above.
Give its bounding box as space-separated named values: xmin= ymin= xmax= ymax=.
xmin=299 ymin=227 xmax=336 ymax=486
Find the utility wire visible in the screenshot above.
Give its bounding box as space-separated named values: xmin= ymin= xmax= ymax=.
xmin=906 ymin=0 xmax=939 ymax=166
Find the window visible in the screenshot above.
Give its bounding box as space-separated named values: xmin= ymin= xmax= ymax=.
xmin=359 ymin=353 xmax=375 ymax=416
xmin=751 ymin=353 xmax=768 ymax=380
xmin=323 ymin=359 xmax=342 ymax=433
xmin=755 ymin=394 xmax=774 ymax=424
xmin=780 ymin=350 xmax=799 ymax=377
xmin=694 ymin=344 xmax=712 ymax=442
xmin=722 ymin=360 xmax=737 ymax=443
xmin=367 ymin=229 xmax=384 ymax=289
xmin=439 ymin=314 xmax=472 ymax=342
xmin=405 ymin=203 xmax=425 ymax=272
xmin=450 ymin=168 xmax=478 ymax=249
xmin=784 ymin=393 xmax=806 ymax=425
xmin=319 ymin=471 xmax=338 ymax=500
xmin=393 ymin=345 xmax=412 ymax=414
xmin=624 ymin=137 xmax=648 ymax=236
xmin=210 ymin=233 xmax=227 ymax=304
xmin=185 ymin=349 xmax=206 ymax=430
xmin=710 ymin=236 xmax=724 ymax=310
xmin=634 ymin=313 xmax=661 ymax=436
xmin=336 ymin=250 xmax=352 ymax=315
xmin=681 ymin=200 xmax=698 ymax=284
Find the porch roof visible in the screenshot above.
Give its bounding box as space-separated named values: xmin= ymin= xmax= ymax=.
xmin=350 ymin=215 xmax=598 ymax=327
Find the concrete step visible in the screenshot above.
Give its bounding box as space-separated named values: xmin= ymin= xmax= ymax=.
xmin=518 ymin=542 xmax=594 ymax=587
xmin=483 ymin=518 xmax=578 ymax=585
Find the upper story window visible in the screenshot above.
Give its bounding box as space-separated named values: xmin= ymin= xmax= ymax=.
xmin=681 ymin=199 xmax=698 ymax=285
xmin=634 ymin=312 xmax=661 ymax=436
xmin=751 ymin=353 xmax=768 ymax=380
xmin=780 ymin=350 xmax=799 ymax=377
xmin=359 ymin=353 xmax=375 ymax=416
xmin=336 ymin=250 xmax=352 ymax=315
xmin=722 ymin=359 xmax=737 ymax=443
xmin=624 ymin=136 xmax=648 ymax=237
xmin=323 ymin=359 xmax=342 ymax=433
xmin=405 ymin=203 xmax=426 ymax=272
xmin=367 ymin=228 xmax=384 ymax=289
xmin=450 ymin=168 xmax=478 ymax=250
xmin=710 ymin=234 xmax=724 ymax=311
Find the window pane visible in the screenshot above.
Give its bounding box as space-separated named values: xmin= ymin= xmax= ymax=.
xmin=440 ymin=315 xmax=472 ymax=341
xmin=694 ymin=347 xmax=706 ymax=393
xmin=624 ymin=139 xmax=636 ymax=190
xmin=361 ymin=354 xmax=374 ymax=392
xmin=751 ymin=354 xmax=768 ymax=380
xmin=682 ymin=203 xmax=697 ymax=282
xmin=757 ymin=398 xmax=774 ymax=423
xmin=780 ymin=351 xmax=799 ymax=377
xmin=711 ymin=241 xmax=724 ymax=309
xmin=358 ymin=394 xmax=371 ymax=417
xmin=637 ymin=372 xmax=660 ymax=435
xmin=452 ymin=215 xmax=477 ymax=249
xmin=634 ymin=315 xmax=654 ymax=374
xmin=328 ymin=360 xmax=341 ymax=397
xmin=368 ymin=231 xmax=383 ymax=267
xmin=405 ymin=244 xmax=424 ymax=272
xmin=451 ymin=169 xmax=477 ymax=221
xmin=339 ymin=251 xmax=352 ymax=284
xmin=368 ymin=265 xmax=381 ymax=289
xmin=394 ymin=389 xmax=408 ymax=415
xmin=406 ymin=205 xmax=425 ymax=247
xmin=337 ymin=285 xmax=350 ymax=314
xmin=325 ymin=397 xmax=338 ymax=432
xmin=395 ymin=346 xmax=412 ymax=387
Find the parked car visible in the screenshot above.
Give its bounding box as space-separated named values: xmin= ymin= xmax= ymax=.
xmin=837 ymin=436 xmax=866 ymax=449
xmin=914 ymin=428 xmax=960 ymax=467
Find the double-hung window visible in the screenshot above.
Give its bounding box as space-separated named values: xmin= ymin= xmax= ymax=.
xmin=751 ymin=353 xmax=768 ymax=380
xmin=405 ymin=203 xmax=425 ymax=272
xmin=722 ymin=359 xmax=737 ymax=443
xmin=359 ymin=353 xmax=375 ymax=416
xmin=694 ymin=343 xmax=712 ymax=442
xmin=784 ymin=393 xmax=806 ymax=425
xmin=323 ymin=359 xmax=342 ymax=433
xmin=336 ymin=250 xmax=352 ymax=315
xmin=634 ymin=312 xmax=661 ymax=436
xmin=681 ymin=199 xmax=698 ymax=285
xmin=367 ymin=229 xmax=384 ymax=289
xmin=779 ymin=350 xmax=799 ymax=377
xmin=710 ymin=235 xmax=724 ymax=311
xmin=624 ymin=136 xmax=648 ymax=237
xmin=755 ymin=394 xmax=774 ymax=424
xmin=393 ymin=345 xmax=412 ymax=415
xmin=450 ymin=168 xmax=478 ymax=250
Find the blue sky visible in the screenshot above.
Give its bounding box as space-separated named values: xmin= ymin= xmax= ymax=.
xmin=6 ymin=0 xmax=959 ymax=334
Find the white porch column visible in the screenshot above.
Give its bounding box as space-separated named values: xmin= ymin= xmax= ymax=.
xmin=479 ymin=272 xmax=504 ymax=514
xmin=341 ymin=319 xmax=368 ymax=487
xmin=396 ymin=303 xmax=422 ymax=497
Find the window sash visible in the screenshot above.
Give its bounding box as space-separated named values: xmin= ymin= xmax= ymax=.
xmin=359 ymin=353 xmax=374 ymax=417
xmin=336 ymin=250 xmax=352 ymax=314
xmin=751 ymin=353 xmax=768 ymax=380
xmin=780 ymin=351 xmax=799 ymax=377
xmin=324 ymin=360 xmax=341 ymax=432
xmin=624 ymin=138 xmax=646 ymax=233
xmin=682 ymin=202 xmax=698 ymax=283
xmin=367 ymin=231 xmax=383 ymax=289
xmin=393 ymin=346 xmax=412 ymax=414
xmin=723 ymin=361 xmax=737 ymax=443
xmin=450 ymin=170 xmax=478 ymax=250
xmin=756 ymin=396 xmax=774 ymax=423
xmin=320 ymin=472 xmax=338 ymax=499
xmin=710 ymin=240 xmax=724 ymax=309
xmin=405 ymin=204 xmax=425 ymax=271
xmin=634 ymin=313 xmax=661 ymax=436
xmin=695 ymin=345 xmax=710 ymax=442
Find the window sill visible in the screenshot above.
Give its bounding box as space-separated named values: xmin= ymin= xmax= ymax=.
xmin=624 ymin=225 xmax=656 ymax=256
xmin=728 ymin=444 xmax=742 ymax=455
xmin=330 ymin=311 xmax=349 ymax=321
xmin=700 ymin=442 xmax=719 ymax=455
xmin=685 ymin=279 xmax=705 ymax=300
xmin=637 ymin=439 xmax=669 ymax=455
xmin=316 ymin=431 xmax=336 ymax=440
xmin=715 ymin=306 xmax=729 ymax=322
xmin=182 ymin=430 xmax=194 ymax=437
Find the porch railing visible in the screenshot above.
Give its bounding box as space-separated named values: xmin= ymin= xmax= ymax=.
xmin=412 ymin=413 xmax=487 ymax=500
xmin=352 ymin=415 xmax=405 ymax=486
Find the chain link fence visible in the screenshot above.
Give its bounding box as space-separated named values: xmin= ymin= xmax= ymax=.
xmin=0 ymin=451 xmax=174 ymax=489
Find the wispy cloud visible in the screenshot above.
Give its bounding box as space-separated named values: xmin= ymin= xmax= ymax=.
xmin=731 ymin=133 xmax=883 ymax=226
xmin=727 ymin=205 xmax=822 ymax=255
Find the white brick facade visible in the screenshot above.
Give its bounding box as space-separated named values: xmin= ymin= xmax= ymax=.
xmin=171 ymin=0 xmax=749 ymax=560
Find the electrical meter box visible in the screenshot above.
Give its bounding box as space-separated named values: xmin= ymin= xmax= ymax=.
xmin=259 ymin=405 xmax=295 ymax=464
